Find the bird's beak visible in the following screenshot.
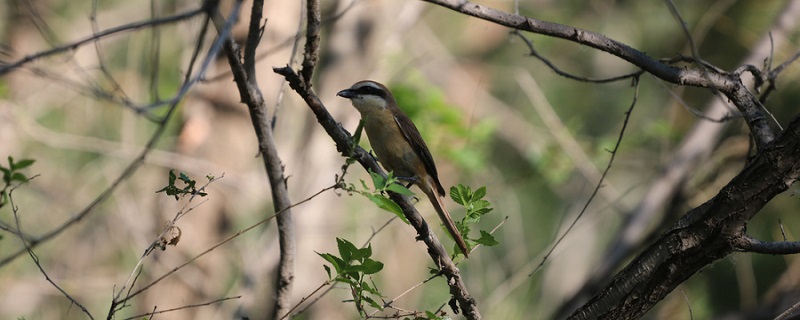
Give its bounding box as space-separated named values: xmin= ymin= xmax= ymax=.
xmin=337 ymin=89 xmax=356 ymax=99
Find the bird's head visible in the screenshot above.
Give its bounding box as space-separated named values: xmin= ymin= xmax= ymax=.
xmin=337 ymin=80 xmax=396 ymax=115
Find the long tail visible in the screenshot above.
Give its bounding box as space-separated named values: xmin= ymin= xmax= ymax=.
xmin=422 ymin=180 xmax=469 ymax=257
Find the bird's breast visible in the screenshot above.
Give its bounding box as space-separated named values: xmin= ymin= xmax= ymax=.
xmin=363 ymin=116 xmax=422 ymax=179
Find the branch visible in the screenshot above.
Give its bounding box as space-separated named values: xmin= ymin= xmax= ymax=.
xmin=568 ymin=114 xmax=800 ymax=319
xmin=10 ymin=183 xmax=94 ymax=320
xmin=272 ymin=68 xmax=481 ymax=319
xmin=421 ymin=0 xmax=775 ymax=149
xmin=121 ymin=296 xmax=241 ymax=320
xmin=300 ymin=0 xmax=321 ymax=84
xmin=733 ymin=235 xmax=800 ymax=255
xmin=555 ymin=2 xmax=800 ymax=315
xmin=0 ymin=4 xmax=206 ymax=75
xmin=211 ymin=0 xmax=297 ymax=318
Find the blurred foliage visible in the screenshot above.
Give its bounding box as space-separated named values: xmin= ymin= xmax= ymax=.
xmin=391 ymin=81 xmax=495 ymax=172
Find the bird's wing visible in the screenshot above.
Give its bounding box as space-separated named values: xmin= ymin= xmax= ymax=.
xmin=394 ymin=114 xmax=446 ymax=196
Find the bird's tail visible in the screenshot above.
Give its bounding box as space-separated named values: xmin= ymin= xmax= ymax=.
xmin=422 ymin=180 xmax=469 ymax=257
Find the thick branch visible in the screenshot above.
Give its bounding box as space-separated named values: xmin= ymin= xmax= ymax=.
xmin=556 ymin=2 xmax=800 ymax=315
xmin=569 ymin=115 xmax=800 ymax=319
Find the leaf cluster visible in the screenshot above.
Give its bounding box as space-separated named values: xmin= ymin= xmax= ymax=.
xmin=0 ymin=156 xmax=35 ymax=209
xmin=317 ymin=238 xmax=385 ymax=316
xmin=450 ymin=185 xmax=499 ymax=256
xmin=155 ymin=170 xmax=209 ymax=200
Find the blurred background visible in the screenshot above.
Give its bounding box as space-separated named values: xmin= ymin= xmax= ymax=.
xmin=1 ymin=0 xmax=799 ymax=319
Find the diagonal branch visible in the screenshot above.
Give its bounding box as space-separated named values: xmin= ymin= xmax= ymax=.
xmin=420 ymin=0 xmax=775 ymax=149
xmin=0 ymin=4 xmax=207 ymax=75
xmin=568 ymin=114 xmax=800 ymax=319
xmin=273 ymin=65 xmax=481 ymax=319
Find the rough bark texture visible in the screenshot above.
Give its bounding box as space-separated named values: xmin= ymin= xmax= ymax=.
xmin=569 ymin=116 xmax=800 ymax=319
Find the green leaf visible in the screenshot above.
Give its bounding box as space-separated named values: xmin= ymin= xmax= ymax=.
xmin=474 ymin=230 xmax=500 ymax=246
xmin=386 ymin=183 xmax=414 ymax=196
xmin=323 ymin=264 xmax=332 ymax=279
xmin=365 ymin=194 xmax=409 ymax=224
xmin=167 ymin=170 xmax=177 ymax=185
xmin=334 ymin=276 xmax=357 ymax=286
xmin=351 ymin=245 xmax=372 ymax=262
xmin=424 ymin=310 xmax=450 ymax=320
xmin=317 ymin=252 xmax=345 ymax=274
xmin=337 ymin=238 xmax=358 ymax=262
xmin=449 ymin=185 xmax=468 ymax=205
xmin=10 ymin=172 xmax=27 ymax=183
xmin=178 ymin=172 xmax=191 ymax=183
xmin=358 ymin=259 xmax=384 ymax=275
xmin=353 ymin=119 xmax=365 ymax=147
xmin=362 ymin=295 xmax=383 ymax=310
xmin=368 ymin=170 xmax=386 ymax=190
xmin=11 ymin=159 xmax=35 ymax=171
xmin=473 ymin=186 xmax=486 ymax=201
xmin=361 ymin=281 xmax=382 ymax=296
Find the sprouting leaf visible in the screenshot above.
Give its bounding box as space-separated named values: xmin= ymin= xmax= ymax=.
xmin=323 ymin=264 xmax=332 ymax=279
xmin=449 ymin=185 xmax=467 ymax=205
xmin=351 ymin=244 xmax=372 ymax=262
xmin=368 ymin=170 xmax=386 ymax=190
xmin=337 ymin=238 xmax=358 ymax=262
xmin=473 ymin=186 xmax=486 ymax=201
xmin=11 ymin=159 xmax=35 ymax=171
xmin=365 ymin=194 xmax=409 ymax=224
xmin=358 ymin=259 xmax=384 ymax=275
xmin=362 ymin=295 xmax=383 ymax=310
xmin=474 ymin=230 xmax=500 ymax=246
xmin=317 ymin=252 xmax=345 ymax=274
xmin=386 ymin=183 xmax=414 ymax=196
xmin=10 ymin=172 xmax=27 ymax=183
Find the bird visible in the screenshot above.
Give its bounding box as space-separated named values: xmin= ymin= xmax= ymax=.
xmin=337 ymin=80 xmax=469 ymax=257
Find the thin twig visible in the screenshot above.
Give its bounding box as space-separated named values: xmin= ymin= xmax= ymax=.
xmin=117 ymin=182 xmax=337 ymax=305
xmin=531 ymin=76 xmax=640 ymax=277
xmin=279 ymin=281 xmax=332 ymax=320
xmin=121 ymin=296 xmax=241 ymax=320
xmin=0 ymin=6 xmax=206 ymax=75
xmin=664 ymin=0 xmax=706 ymax=70
xmin=512 ymin=30 xmax=643 ymax=84
xmin=10 ymin=180 xmax=95 ymax=320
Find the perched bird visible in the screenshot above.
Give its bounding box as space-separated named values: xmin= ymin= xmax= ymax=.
xmin=337 ymin=80 xmax=469 ymax=257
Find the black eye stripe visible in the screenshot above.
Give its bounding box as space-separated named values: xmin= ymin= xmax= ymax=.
xmin=354 ymin=85 xmax=385 ymax=98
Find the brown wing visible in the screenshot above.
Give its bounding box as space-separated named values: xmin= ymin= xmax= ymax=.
xmin=393 ymin=113 xmax=446 ymax=196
